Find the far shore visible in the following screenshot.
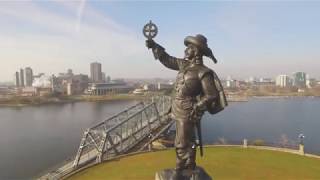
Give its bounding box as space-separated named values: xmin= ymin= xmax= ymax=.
xmin=0 ymin=94 xmax=150 ymax=107
xmin=0 ymin=93 xmax=319 ymax=107
xmin=251 ymin=95 xmax=320 ymax=98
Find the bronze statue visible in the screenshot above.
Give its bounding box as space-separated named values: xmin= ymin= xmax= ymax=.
xmin=144 ymin=21 xmax=227 ymax=180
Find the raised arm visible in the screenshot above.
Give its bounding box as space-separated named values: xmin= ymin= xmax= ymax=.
xmin=146 ymin=40 xmax=183 ymax=71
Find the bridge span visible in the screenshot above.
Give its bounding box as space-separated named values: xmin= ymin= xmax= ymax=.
xmin=39 ymin=96 xmax=173 ymax=180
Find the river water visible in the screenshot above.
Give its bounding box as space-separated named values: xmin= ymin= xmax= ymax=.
xmin=0 ymin=97 xmax=319 ymax=179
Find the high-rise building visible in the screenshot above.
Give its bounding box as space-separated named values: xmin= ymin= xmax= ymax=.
xmin=106 ymin=76 xmax=111 ymax=83
xmin=15 ymin=71 xmax=20 ymax=87
xmin=25 ymin=67 xmax=33 ymax=87
xmin=20 ymin=68 xmax=25 ymax=87
xmin=276 ymin=75 xmax=290 ymax=87
xmin=292 ymin=72 xmax=306 ymax=88
xmin=90 ymin=62 xmax=102 ymax=83
xmin=101 ymin=72 xmax=106 ymax=82
xmin=67 ymin=69 xmax=73 ymax=76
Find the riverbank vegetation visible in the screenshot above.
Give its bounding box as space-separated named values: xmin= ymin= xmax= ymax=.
xmin=0 ymin=94 xmax=150 ymax=107
xmin=0 ymin=90 xmax=172 ymax=106
xmin=1 ymin=86 xmax=320 ymax=107
xmin=245 ymin=86 xmax=320 ymax=97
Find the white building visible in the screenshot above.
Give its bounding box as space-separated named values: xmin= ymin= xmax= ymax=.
xmin=32 ymin=74 xmax=52 ymax=88
xmin=21 ymin=87 xmax=37 ymax=96
xmin=30 ymin=74 xmax=53 ymax=96
xmin=225 ymin=76 xmax=238 ymax=88
xmin=88 ymin=82 xmax=133 ymax=95
xmin=306 ymin=74 xmax=317 ymax=88
xmin=276 ymin=75 xmax=290 ymax=87
xmin=157 ymin=82 xmax=173 ymax=90
xmin=248 ymin=76 xmax=257 ymax=83
xmin=226 ymin=80 xmax=238 ymax=88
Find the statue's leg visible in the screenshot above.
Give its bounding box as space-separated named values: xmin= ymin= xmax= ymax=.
xmin=175 ymin=120 xmax=196 ymax=172
xmin=175 ymin=120 xmax=186 ymax=171
xmin=185 ymin=135 xmax=196 ymax=170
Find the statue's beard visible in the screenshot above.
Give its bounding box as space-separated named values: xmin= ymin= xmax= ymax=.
xmin=185 ymin=55 xmax=197 ymax=63
xmin=189 ymin=56 xmax=203 ymax=65
xmin=185 ymin=53 xmax=202 ymax=64
xmin=184 ymin=54 xmax=195 ymax=61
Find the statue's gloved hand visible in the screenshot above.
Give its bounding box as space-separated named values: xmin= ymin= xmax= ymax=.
xmin=145 ymin=39 xmax=156 ymax=49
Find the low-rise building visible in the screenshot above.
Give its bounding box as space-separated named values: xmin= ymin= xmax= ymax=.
xmin=157 ymin=82 xmax=173 ymax=90
xmin=0 ymin=87 xmax=11 ymax=95
xmin=133 ymin=88 xmax=145 ymax=95
xmin=21 ymin=87 xmax=36 ymax=96
xmin=53 ymin=73 xmax=89 ymax=95
xmin=88 ymin=82 xmax=133 ymax=95
xmin=143 ymin=84 xmax=157 ymax=91
xmin=276 ymin=75 xmax=290 ymax=87
xmin=32 ymin=74 xmax=52 ymax=88
xmin=31 ymin=74 xmax=54 ymax=96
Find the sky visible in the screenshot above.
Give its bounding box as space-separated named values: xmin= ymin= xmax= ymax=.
xmin=1 ymin=1 xmax=320 ymax=82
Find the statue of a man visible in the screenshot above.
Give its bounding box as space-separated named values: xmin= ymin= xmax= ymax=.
xmin=146 ymin=34 xmax=222 ymax=179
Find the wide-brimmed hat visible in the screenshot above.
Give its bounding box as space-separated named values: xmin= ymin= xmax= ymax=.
xmin=184 ymin=34 xmax=217 ymax=63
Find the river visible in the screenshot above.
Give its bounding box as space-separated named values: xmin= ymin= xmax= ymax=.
xmin=0 ymin=97 xmax=319 ymax=179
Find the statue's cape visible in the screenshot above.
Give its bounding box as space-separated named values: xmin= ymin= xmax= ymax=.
xmin=206 ymin=70 xmax=228 ymax=114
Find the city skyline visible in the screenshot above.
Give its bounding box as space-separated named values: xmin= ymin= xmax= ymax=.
xmin=1 ymin=1 xmax=320 ymax=81
xmin=8 ymin=63 xmax=318 ymax=83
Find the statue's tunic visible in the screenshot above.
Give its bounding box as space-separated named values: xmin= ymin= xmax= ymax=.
xmin=151 ymin=43 xmax=218 ymax=170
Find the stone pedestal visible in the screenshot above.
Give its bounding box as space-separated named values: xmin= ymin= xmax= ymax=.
xmin=155 ymin=166 xmax=212 ymax=180
xmin=243 ymin=139 xmax=248 ymax=148
xmin=299 ymin=144 xmax=305 ymax=155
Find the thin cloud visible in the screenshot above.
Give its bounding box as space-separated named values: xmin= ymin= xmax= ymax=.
xmin=0 ymin=2 xmax=158 ymax=81
xmin=76 ymin=0 xmax=86 ymax=33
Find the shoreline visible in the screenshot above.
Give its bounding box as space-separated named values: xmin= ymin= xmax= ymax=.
xmin=250 ymin=95 xmax=320 ymax=99
xmin=0 ymin=94 xmax=148 ymax=107
xmin=1 ymin=94 xmax=319 ymax=107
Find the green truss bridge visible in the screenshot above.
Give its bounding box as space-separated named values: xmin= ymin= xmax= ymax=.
xmin=39 ymin=96 xmax=173 ymax=180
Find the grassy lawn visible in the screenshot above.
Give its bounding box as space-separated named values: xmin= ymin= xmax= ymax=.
xmin=67 ymin=147 xmax=320 ymax=180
